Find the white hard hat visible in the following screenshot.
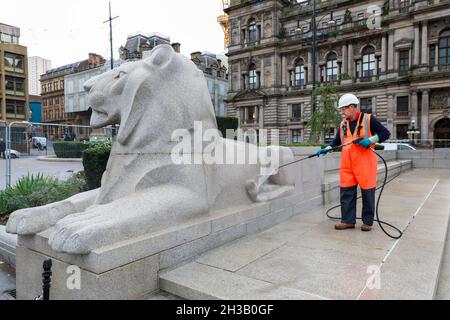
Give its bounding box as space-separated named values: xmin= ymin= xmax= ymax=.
xmin=338 ymin=93 xmax=359 ymax=109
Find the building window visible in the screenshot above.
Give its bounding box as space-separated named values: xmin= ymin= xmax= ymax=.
xmin=5 ymin=77 xmax=25 ymax=96
xmin=294 ymin=60 xmax=305 ymax=86
xmin=247 ymin=106 xmax=256 ymax=123
xmin=248 ymin=19 xmax=257 ymax=43
xmin=362 ymin=47 xmax=375 ymax=78
xmin=399 ymin=0 xmax=410 ymax=13
xmin=292 ymin=104 xmax=302 ymax=120
xmin=292 ymin=129 xmax=302 ymax=144
xmin=430 ymin=45 xmax=436 ymax=66
xmin=360 ymin=98 xmax=372 ymax=114
xmin=5 ymin=100 xmax=25 ymax=117
xmin=439 ymin=29 xmax=450 ymax=65
xmin=396 ymin=124 xmax=409 ymax=140
xmin=249 ymin=64 xmax=258 ymax=89
xmin=399 ymin=50 xmax=409 ymax=75
xmin=326 ymin=53 xmax=338 ymax=81
xmin=357 ymin=12 xmax=365 ymax=26
xmin=3 ymin=52 xmax=24 ymax=73
xmin=396 ymin=96 xmax=409 ymax=116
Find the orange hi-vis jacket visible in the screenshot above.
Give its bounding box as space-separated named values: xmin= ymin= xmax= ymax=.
xmin=339 ymin=112 xmax=377 ymax=190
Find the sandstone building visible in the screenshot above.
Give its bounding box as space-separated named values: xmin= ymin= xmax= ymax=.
xmin=225 ymin=0 xmax=450 ymax=147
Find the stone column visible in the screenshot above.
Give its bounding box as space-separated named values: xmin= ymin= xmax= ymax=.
xmin=259 ymin=104 xmax=264 ymax=129
xmin=261 ymin=14 xmax=265 ymax=41
xmin=434 ymin=45 xmax=439 ymax=71
xmin=421 ymin=90 xmax=429 ymax=143
xmin=281 ymin=56 xmax=286 ymax=86
xmin=342 ymin=44 xmax=348 ymax=74
xmin=411 ymin=91 xmax=418 ymax=124
xmin=348 ymin=43 xmax=354 ymax=76
xmin=421 ymin=22 xmax=428 ymax=64
xmin=260 ymin=57 xmax=265 ymax=88
xmin=381 ymin=35 xmax=387 ymax=78
xmin=387 ymin=94 xmax=394 ymax=136
xmin=388 ymin=31 xmax=394 ymax=72
xmin=372 ymin=96 xmax=377 ymax=115
xmin=255 ymin=106 xmax=259 ymax=124
xmin=307 ymin=51 xmax=312 ymax=84
xmin=414 ymin=24 xmax=420 ymax=65
xmin=244 ymin=107 xmax=248 ymax=124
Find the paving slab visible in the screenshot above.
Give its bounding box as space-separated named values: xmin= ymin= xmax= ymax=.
xmin=160 ymin=169 xmax=450 ymax=300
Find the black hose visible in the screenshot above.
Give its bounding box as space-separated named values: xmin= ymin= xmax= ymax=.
xmin=325 ymin=149 xmax=403 ymax=239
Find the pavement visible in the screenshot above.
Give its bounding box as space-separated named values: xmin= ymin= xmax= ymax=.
xmin=160 ymin=168 xmax=450 ymax=300
xmin=0 ymin=156 xmax=84 ymax=190
xmin=0 ymin=260 xmax=15 ymax=300
xmin=1 ymin=168 xmax=449 ymax=300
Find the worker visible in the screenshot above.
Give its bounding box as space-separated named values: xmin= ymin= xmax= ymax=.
xmin=316 ymin=93 xmax=391 ymax=231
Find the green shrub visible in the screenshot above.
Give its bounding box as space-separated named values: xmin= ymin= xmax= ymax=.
xmin=0 ymin=173 xmax=87 ymax=225
xmin=216 ymin=116 xmax=239 ymax=138
xmin=53 ymin=141 xmax=90 ymax=158
xmin=82 ymin=144 xmax=112 ymax=190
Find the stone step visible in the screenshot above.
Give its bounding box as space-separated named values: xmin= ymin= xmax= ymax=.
xmin=159 ymin=262 xmax=326 ymax=300
xmin=159 ymin=171 xmax=450 ymax=300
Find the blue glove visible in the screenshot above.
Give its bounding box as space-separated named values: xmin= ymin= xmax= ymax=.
xmin=358 ymin=135 xmax=379 ymax=149
xmin=316 ymin=146 xmax=332 ymax=157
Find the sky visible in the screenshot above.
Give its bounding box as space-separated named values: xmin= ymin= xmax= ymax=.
xmin=1 ymin=0 xmax=227 ymax=68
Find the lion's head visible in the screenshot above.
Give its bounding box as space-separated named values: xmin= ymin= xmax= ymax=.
xmin=84 ymin=45 xmax=218 ymax=152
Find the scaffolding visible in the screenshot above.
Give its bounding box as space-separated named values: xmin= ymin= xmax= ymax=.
xmin=217 ymin=0 xmax=230 ymax=48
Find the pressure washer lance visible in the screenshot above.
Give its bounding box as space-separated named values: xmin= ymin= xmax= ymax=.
xmin=275 ymin=139 xmax=403 ymax=240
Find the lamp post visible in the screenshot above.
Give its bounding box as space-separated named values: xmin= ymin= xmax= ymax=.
xmin=407 ymin=119 xmax=420 ymax=145
xmin=295 ymin=1 xmax=335 ymax=114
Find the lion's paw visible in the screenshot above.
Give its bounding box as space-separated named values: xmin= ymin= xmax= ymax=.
xmin=7 ymin=206 xmax=52 ymax=235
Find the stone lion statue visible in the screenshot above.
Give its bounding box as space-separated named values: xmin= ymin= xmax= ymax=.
xmin=6 ymin=45 xmax=296 ymax=254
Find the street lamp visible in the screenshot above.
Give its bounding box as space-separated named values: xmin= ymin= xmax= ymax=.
xmin=295 ymin=0 xmax=335 ymax=114
xmin=407 ymin=119 xmax=420 ymax=145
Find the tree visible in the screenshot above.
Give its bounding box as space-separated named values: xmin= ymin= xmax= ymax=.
xmin=308 ymin=82 xmax=341 ymax=143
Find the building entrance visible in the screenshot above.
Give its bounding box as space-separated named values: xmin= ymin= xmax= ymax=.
xmin=434 ymin=118 xmax=450 ymax=148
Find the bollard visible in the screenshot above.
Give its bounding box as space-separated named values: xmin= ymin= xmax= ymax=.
xmin=35 ymin=258 xmax=52 ymax=300
xmin=42 ymin=258 xmax=52 ymax=300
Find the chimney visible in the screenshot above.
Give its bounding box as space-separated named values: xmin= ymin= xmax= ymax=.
xmin=190 ymin=51 xmax=202 ymax=62
xmin=171 ymin=43 xmax=181 ymax=53
xmin=88 ymin=53 xmax=105 ymax=67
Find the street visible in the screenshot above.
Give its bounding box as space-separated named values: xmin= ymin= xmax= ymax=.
xmin=0 ymin=156 xmax=84 ymax=190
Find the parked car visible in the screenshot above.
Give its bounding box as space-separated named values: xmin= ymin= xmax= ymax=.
xmin=380 ymin=142 xmax=417 ymax=151
xmin=5 ymin=149 xmax=21 ymax=158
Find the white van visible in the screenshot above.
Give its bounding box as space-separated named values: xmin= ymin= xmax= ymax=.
xmin=380 ymin=143 xmax=416 ymax=151
xmin=32 ymin=137 xmax=47 ymax=150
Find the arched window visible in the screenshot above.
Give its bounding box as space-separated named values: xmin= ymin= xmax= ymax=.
xmin=248 ymin=19 xmax=257 ymax=43
xmin=439 ymin=29 xmax=450 ymax=65
xmin=294 ymin=59 xmax=305 ymax=86
xmin=249 ymin=64 xmax=257 ymax=89
xmin=326 ymin=53 xmax=338 ymax=81
xmin=362 ymin=46 xmax=375 ymax=77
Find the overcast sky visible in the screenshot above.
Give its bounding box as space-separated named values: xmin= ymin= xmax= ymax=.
xmin=1 ymin=0 xmax=226 ymax=68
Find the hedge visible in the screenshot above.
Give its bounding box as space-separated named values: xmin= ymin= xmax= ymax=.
xmin=53 ymin=141 xmax=90 ymax=158
xmin=216 ymin=116 xmax=239 ymax=138
xmin=82 ymin=144 xmax=111 ymax=190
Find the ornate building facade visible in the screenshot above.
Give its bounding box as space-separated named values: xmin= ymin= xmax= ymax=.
xmin=40 ymin=53 xmax=105 ymax=139
xmin=225 ymin=0 xmax=450 ymax=147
